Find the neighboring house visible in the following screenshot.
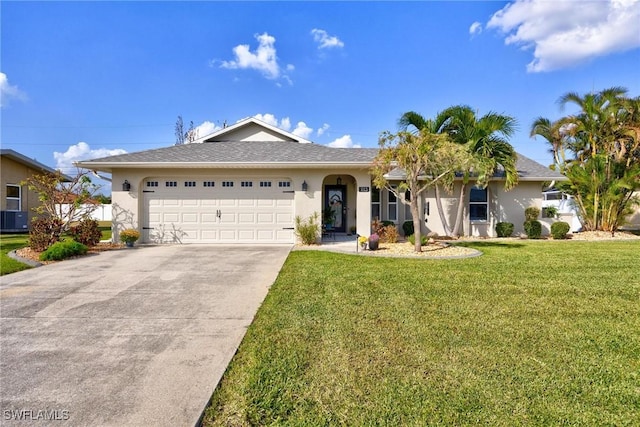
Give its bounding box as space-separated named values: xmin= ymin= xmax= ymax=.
xmin=0 ymin=149 xmax=70 ymax=232
xmin=76 ymin=117 xmax=563 ymax=244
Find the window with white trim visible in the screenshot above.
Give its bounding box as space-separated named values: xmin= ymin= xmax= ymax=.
xmin=222 ymin=181 xmax=234 ymax=187
xmin=146 ymin=181 xmax=158 ymax=187
xmin=203 ymin=181 xmax=215 ymax=187
xmin=241 ymin=181 xmax=253 ymax=188
xmin=165 ymin=181 xmax=177 ymax=187
xmin=371 ymin=187 xmax=380 ymax=220
xmin=260 ymin=181 xmax=272 ymax=188
xmin=278 ymin=181 xmax=291 ymax=188
xmin=387 ymin=186 xmax=397 ymax=222
xmin=469 ymin=187 xmax=488 ymax=221
xmin=184 ymin=181 xmax=196 ymax=187
xmin=6 ymin=184 xmax=21 ymax=211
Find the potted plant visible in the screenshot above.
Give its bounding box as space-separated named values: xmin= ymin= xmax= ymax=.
xmin=358 ymin=235 xmax=368 ymax=250
xmin=119 ymin=228 xmax=140 ymax=247
xmin=368 ymin=233 xmax=380 ymax=250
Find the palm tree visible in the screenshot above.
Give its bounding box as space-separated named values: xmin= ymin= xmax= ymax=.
xmin=530 ymin=116 xmax=568 ymax=169
xmin=399 ymin=106 xmax=518 ymax=236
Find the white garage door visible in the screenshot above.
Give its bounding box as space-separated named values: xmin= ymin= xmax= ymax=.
xmin=143 ymin=178 xmax=295 ymax=244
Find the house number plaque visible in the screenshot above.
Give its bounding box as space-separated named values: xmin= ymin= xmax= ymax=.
xmin=358 ymin=186 xmax=370 ymax=192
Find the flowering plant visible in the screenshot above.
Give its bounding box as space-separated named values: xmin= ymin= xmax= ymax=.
xmin=358 ymin=235 xmax=368 ymax=245
xmin=119 ymin=228 xmax=141 ymax=244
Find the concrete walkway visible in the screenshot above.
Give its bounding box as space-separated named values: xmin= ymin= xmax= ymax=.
xmin=0 ymin=244 xmax=291 ymax=427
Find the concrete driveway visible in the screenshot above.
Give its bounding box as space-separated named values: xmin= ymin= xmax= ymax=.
xmin=0 ymin=244 xmax=291 ymax=427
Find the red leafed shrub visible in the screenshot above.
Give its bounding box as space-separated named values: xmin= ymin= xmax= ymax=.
xmin=29 ymin=217 xmax=64 ymax=251
xmin=69 ymin=219 xmax=102 ymax=246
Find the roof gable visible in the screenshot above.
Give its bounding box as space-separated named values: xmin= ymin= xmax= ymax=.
xmin=197 ymin=117 xmax=313 ymax=144
xmin=1 ymin=149 xmax=72 ymax=180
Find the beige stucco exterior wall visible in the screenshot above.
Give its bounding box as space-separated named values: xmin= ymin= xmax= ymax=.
xmin=0 ymin=156 xmax=44 ymax=225
xmin=388 ymin=180 xmax=545 ymax=238
xmin=110 ymin=167 xmax=372 ymax=243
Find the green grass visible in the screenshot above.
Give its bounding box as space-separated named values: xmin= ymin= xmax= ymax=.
xmin=203 ymin=241 xmax=640 ymax=426
xmin=0 ymin=234 xmax=32 ymax=275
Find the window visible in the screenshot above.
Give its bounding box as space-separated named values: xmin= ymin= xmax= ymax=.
xmin=260 ymin=181 xmax=272 ymax=188
xmin=469 ymin=187 xmax=488 ymax=221
xmin=387 ymin=186 xmax=397 ymax=222
xmin=371 ymin=187 xmax=380 ymax=220
xmin=165 ymin=181 xmax=177 ymax=187
xmin=222 ymin=181 xmax=234 ymax=187
xmin=184 ymin=181 xmax=196 ymax=187
xmin=203 ymin=181 xmax=215 ymax=187
xmin=278 ymin=181 xmax=291 ymax=188
xmin=6 ymin=184 xmax=20 ymax=211
xmin=404 ymin=190 xmax=412 ymax=220
xmin=241 ymin=181 xmax=253 ymax=188
xmin=146 ymin=181 xmax=158 ymax=187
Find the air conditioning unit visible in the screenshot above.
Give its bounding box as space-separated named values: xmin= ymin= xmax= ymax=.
xmin=0 ymin=211 xmax=29 ymax=232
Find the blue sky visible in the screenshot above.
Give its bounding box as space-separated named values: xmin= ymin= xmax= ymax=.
xmin=2 ymin=1 xmax=639 ymax=193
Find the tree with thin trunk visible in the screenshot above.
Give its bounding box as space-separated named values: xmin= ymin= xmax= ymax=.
xmin=371 ymin=128 xmax=473 ymax=252
xmin=22 ymin=169 xmax=102 ymax=235
xmin=399 ymin=106 xmax=518 ymax=237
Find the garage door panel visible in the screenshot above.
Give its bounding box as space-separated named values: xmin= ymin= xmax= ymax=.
xmin=144 ymin=178 xmax=294 ymax=244
xmin=238 ymin=213 xmax=255 ymax=223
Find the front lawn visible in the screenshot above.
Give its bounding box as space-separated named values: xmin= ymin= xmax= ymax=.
xmin=204 ymin=241 xmax=640 ymax=425
xmin=0 ymin=234 xmax=31 ymax=275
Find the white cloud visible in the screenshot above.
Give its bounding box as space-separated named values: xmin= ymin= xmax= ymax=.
xmin=311 ymin=29 xmax=345 ymax=49
xmin=317 ymin=123 xmax=330 ymax=136
xmin=469 ymin=21 xmax=482 ymax=36
xmin=193 ymin=120 xmax=220 ymax=139
xmin=55 ymin=142 xmax=127 ymax=171
xmin=292 ymin=121 xmax=313 ymax=139
xmin=0 ymin=72 xmax=27 ymax=107
xmin=253 ymin=113 xmax=292 ymax=130
xmin=327 ymin=135 xmax=361 ymax=148
xmin=219 ymin=32 xmax=294 ymax=82
xmin=485 ymin=0 xmax=640 ymax=72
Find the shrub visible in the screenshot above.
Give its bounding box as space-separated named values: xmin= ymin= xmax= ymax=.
xmin=542 ymin=206 xmax=558 ymax=219
xmin=524 ymin=207 xmax=541 ymax=221
xmin=295 ymin=213 xmax=320 ymax=245
xmin=380 ymin=225 xmax=399 ymax=243
xmin=119 ymin=228 xmax=141 ymax=244
xmin=29 ymin=217 xmax=64 ymax=251
xmin=402 ymin=220 xmax=414 ymax=237
xmin=407 ymin=234 xmax=428 ymax=246
xmin=495 ymin=222 xmax=514 ymax=238
xmin=551 ymin=221 xmax=571 ymax=239
xmin=372 ymin=219 xmax=398 ymax=243
xmin=524 ymin=220 xmax=542 ymax=239
xmin=69 ymin=219 xmax=102 ymax=246
xmin=39 ymin=240 xmax=88 ymax=261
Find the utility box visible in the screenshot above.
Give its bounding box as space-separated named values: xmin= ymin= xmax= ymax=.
xmin=0 ymin=211 xmax=29 ymax=232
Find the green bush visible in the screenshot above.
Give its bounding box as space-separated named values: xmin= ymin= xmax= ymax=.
xmin=551 ymin=221 xmax=571 ymax=239
xmin=407 ymin=234 xmax=428 ymax=246
xmin=29 ymin=217 xmax=64 ymax=252
xmin=295 ymin=212 xmax=320 ymax=245
xmin=39 ymin=240 xmax=88 ymax=261
xmin=69 ymin=219 xmax=102 ymax=246
xmin=402 ymin=220 xmax=414 ymax=237
xmin=524 ymin=220 xmax=542 ymax=239
xmin=495 ymin=222 xmax=514 ymax=238
xmin=525 ymin=207 xmax=541 ymax=221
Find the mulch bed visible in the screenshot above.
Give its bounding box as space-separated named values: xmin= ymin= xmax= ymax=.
xmin=15 ymin=242 xmax=125 ymax=265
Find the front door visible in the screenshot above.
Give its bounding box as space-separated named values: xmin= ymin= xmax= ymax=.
xmin=325 ymin=185 xmax=347 ymax=232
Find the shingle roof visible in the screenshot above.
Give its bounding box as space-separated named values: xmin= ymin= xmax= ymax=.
xmin=77 ymin=141 xmax=562 ymax=181
xmin=78 ymin=141 xmax=379 ymax=166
